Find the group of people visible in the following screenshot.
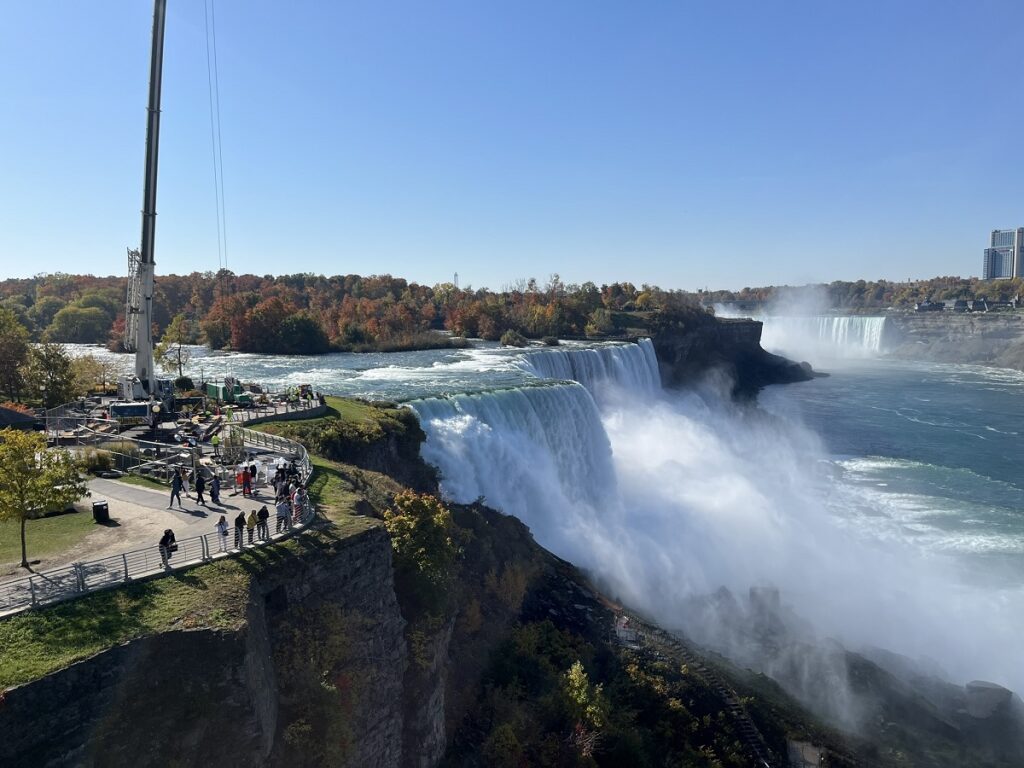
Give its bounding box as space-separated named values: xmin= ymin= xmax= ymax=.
xmin=212 ymin=483 xmax=309 ymax=552
xmin=167 ymin=466 xmax=221 ymax=508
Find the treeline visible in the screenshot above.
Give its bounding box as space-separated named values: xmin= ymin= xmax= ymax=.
xmin=0 ymin=271 xmax=706 ymax=354
xmin=705 ymin=275 xmax=1024 ymax=310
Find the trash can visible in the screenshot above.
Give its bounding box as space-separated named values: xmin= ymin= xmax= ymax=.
xmin=92 ymin=500 xmax=110 ymax=523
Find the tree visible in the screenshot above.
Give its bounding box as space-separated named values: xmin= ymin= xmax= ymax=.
xmin=0 ymin=307 xmax=30 ymax=401
xmin=71 ymin=353 xmax=114 ymax=395
xmin=384 ymin=492 xmax=459 ymax=617
xmin=155 ymin=313 xmax=192 ymax=377
xmin=0 ymin=429 xmax=87 ymax=568
xmin=44 ymin=305 xmax=110 ymax=343
xmin=24 ymin=343 xmax=79 ymax=407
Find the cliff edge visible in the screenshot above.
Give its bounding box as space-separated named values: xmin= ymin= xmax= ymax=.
xmin=648 ymin=311 xmax=814 ymax=397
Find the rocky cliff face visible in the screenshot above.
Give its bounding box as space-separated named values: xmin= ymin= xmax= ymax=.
xmin=886 ymin=313 xmax=1024 ymax=370
xmin=0 ymin=525 xmax=410 ymax=768
xmin=650 ymin=316 xmax=814 ymax=397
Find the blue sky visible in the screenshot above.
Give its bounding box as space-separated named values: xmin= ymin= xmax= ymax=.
xmin=1 ymin=1 xmax=1022 ymax=291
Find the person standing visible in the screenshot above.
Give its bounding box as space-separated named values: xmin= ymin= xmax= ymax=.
xmin=256 ymin=505 xmax=270 ymax=540
xmin=210 ymin=474 xmax=221 ymax=505
xmin=242 ymin=467 xmax=252 ymax=497
xmin=159 ymin=528 xmax=176 ymax=568
xmin=276 ymin=496 xmax=290 ymax=533
xmin=292 ymin=486 xmax=308 ymax=523
xmin=246 ymin=509 xmax=257 ymax=544
xmin=180 ymin=467 xmax=190 ymax=497
xmin=234 ymin=511 xmax=246 ymax=549
xmin=169 ymin=471 xmax=183 ymax=508
xmin=215 ymin=515 xmax=229 ymax=552
xmin=195 ymin=472 xmax=206 ymax=505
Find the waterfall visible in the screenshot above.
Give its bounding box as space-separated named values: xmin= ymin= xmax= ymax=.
xmin=515 ymin=338 xmax=661 ymax=396
xmin=408 ymin=383 xmax=618 ymax=558
xmin=758 ymin=316 xmax=888 ymax=358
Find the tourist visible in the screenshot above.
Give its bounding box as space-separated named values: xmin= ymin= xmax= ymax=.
xmin=215 ymin=515 xmax=229 ymax=552
xmin=168 ymin=470 xmax=182 ymax=508
xmin=246 ymin=509 xmax=257 ymax=544
xmin=249 ymin=461 xmax=258 ymax=490
xmin=276 ymin=495 xmax=291 ymax=533
xmin=211 ymin=433 xmax=221 ymax=457
xmin=180 ymin=467 xmax=190 ymax=497
xmin=292 ymin=485 xmax=308 ymax=523
xmin=195 ymin=472 xmax=206 ymax=505
xmin=242 ymin=467 xmax=252 ymax=497
xmin=159 ymin=528 xmax=176 ymax=568
xmin=257 ymin=505 xmax=270 ymax=540
xmin=233 ymin=511 xmax=246 ymax=549
xmin=210 ymin=475 xmax=221 ymax=505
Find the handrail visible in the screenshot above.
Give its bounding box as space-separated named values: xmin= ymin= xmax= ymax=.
xmin=0 ymin=499 xmax=317 ymax=616
xmin=1 ymin=414 xmax=319 ymax=618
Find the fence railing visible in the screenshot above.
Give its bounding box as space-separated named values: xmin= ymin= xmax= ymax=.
xmin=1 ymin=419 xmax=318 ymax=618
xmin=0 ymin=498 xmax=317 ymax=616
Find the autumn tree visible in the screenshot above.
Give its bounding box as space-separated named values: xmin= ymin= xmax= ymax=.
xmin=0 ymin=429 xmax=87 ymax=568
xmin=384 ymin=492 xmax=459 ymax=617
xmin=23 ymin=343 xmax=79 ymax=407
xmin=155 ymin=313 xmax=193 ymax=378
xmin=0 ymin=307 xmax=30 ymax=401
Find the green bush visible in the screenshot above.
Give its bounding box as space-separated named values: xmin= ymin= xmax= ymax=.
xmin=500 ymin=329 xmax=529 ymax=347
xmin=384 ymin=492 xmax=459 ymax=619
xmin=81 ymin=448 xmax=113 ymax=474
xmin=174 ymin=376 xmax=194 ymax=392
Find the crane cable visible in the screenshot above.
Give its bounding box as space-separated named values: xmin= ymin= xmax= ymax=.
xmin=204 ymin=0 xmax=228 ymax=276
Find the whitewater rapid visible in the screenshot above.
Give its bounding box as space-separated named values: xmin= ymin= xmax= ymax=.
xmin=408 ymin=339 xmax=1024 ymax=699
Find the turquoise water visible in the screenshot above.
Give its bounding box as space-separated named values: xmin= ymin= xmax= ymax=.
xmin=763 ymin=360 xmax=1024 ymax=584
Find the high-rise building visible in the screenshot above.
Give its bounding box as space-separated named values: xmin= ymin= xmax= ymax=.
xmin=983 ymin=228 xmax=1024 ymax=279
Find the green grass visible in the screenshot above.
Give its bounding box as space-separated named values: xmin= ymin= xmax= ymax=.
xmin=0 ymin=508 xmax=96 ymax=569
xmin=251 ymin=395 xmax=383 ymax=434
xmin=306 ymin=455 xmax=381 ymax=534
xmin=0 ymin=560 xmax=252 ymax=688
xmin=114 ymin=474 xmax=167 ymax=492
xmin=0 ymin=406 xmax=388 ymax=689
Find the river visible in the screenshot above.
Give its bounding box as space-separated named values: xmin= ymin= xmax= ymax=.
xmin=65 ymin=330 xmax=1024 ymax=696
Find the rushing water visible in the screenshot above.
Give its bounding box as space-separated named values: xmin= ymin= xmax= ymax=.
xmin=712 ymin=307 xmax=890 ymax=359
xmin=67 ymin=337 xmax=1024 ymax=692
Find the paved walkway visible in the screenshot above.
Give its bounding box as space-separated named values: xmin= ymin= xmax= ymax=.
xmin=0 ymin=475 xmax=290 ymax=584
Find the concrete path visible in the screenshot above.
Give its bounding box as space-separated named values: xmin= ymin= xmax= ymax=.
xmin=0 ymin=476 xmax=285 ymax=582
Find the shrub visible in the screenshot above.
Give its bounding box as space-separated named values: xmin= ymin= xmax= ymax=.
xmin=500 ymin=329 xmax=528 ymax=347
xmin=384 ymin=492 xmax=459 ymax=618
xmin=174 ymin=376 xmax=194 ymax=392
xmin=81 ymin=448 xmax=113 ymax=474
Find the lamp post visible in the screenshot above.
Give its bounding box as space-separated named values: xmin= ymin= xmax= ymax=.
xmin=150 ymin=402 xmax=161 ymax=442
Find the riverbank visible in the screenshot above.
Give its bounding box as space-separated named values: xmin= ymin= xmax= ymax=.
xmin=884 ymin=312 xmax=1024 ymax=371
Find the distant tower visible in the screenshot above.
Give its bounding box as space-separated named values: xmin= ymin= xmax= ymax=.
xmin=454 ymin=272 xmax=459 ymax=289
xmin=983 ymin=228 xmax=1024 ymax=279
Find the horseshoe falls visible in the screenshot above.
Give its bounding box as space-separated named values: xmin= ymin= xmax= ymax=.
xmin=758 ymin=315 xmax=888 ymax=360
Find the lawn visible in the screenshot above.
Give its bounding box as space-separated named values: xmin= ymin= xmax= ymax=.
xmin=0 ymin=560 xmax=251 ymax=688
xmin=115 ymin=474 xmax=168 ymax=492
xmin=0 ymin=507 xmax=96 ymax=570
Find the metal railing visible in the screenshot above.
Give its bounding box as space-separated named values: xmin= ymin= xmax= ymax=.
xmin=0 ymin=421 xmax=319 ymax=618
xmin=0 ymin=499 xmax=317 ymax=616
